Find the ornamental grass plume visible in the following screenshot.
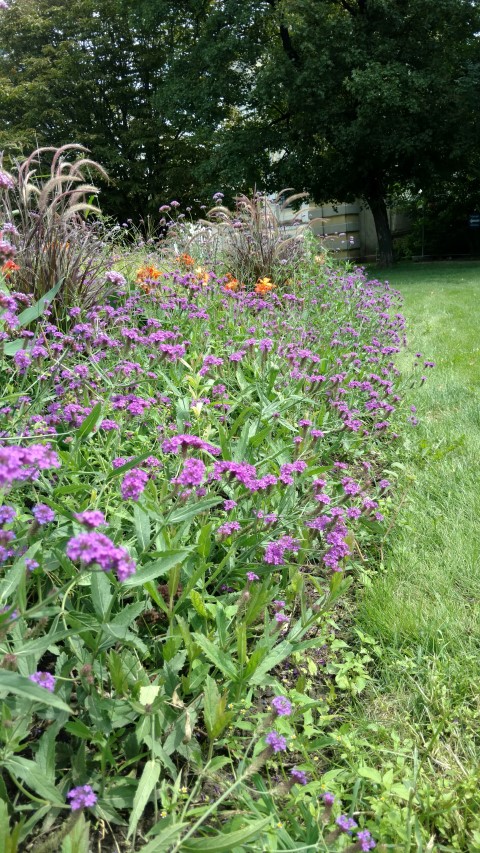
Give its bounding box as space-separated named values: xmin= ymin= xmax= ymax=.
xmin=1 ymin=145 xmax=114 ymax=312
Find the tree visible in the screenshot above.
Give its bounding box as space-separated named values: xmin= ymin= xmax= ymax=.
xmin=161 ymin=0 xmax=480 ymax=264
xmin=0 ymin=0 xmax=218 ymax=220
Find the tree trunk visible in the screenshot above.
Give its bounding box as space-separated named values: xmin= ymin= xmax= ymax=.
xmin=366 ymin=192 xmax=394 ymax=266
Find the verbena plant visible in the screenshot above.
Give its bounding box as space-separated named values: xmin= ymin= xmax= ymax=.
xmin=0 ymin=255 xmax=431 ymax=850
xmin=0 ymin=145 xmax=114 ymax=314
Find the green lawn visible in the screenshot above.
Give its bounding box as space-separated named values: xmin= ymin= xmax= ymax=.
xmin=354 ymin=262 xmax=480 ymax=850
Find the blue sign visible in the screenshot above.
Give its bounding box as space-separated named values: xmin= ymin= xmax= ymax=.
xmin=468 ymin=213 xmax=480 ymax=228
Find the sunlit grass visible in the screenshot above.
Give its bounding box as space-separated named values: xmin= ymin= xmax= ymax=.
xmin=348 ymin=261 xmax=480 ymax=848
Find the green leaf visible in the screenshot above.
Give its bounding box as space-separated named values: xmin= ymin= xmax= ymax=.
xmin=0 ymin=542 xmax=41 ymax=600
xmin=134 ymin=504 xmax=151 ymax=552
xmin=357 ymin=766 xmax=382 ymax=785
xmin=0 ymin=671 xmax=71 ymax=713
xmin=106 ymin=452 xmax=152 ymax=481
xmin=193 ymin=634 xmax=238 ymax=680
xmin=122 ymin=551 xmax=190 ymax=588
xmin=127 ymin=760 xmax=160 ymax=839
xmin=190 ymin=590 xmax=208 ymax=618
xmin=3 ymin=339 xmax=25 ymax=356
xmin=74 ymin=402 xmax=103 ymax=444
xmin=15 ymin=278 xmax=64 ymax=328
xmin=203 ymin=674 xmax=220 ymax=740
xmin=4 ymin=757 xmax=65 ymax=805
xmin=203 ymin=675 xmax=232 ymax=740
xmin=141 ymin=823 xmax=190 ymax=852
xmin=180 ymin=817 xmax=271 ymax=851
xmin=61 ymin=811 xmax=90 ymax=853
xmin=167 ymin=497 xmax=222 ymax=525
xmin=91 ymin=571 xmax=113 ymax=621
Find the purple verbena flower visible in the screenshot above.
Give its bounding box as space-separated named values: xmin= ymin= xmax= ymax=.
xmin=66 ymin=532 xmax=135 ymax=582
xmin=74 ymin=510 xmax=106 ymax=529
xmin=29 ymin=671 xmax=56 ymax=692
xmin=356 ymin=830 xmax=376 ymax=851
xmin=271 ymin=695 xmax=292 ymax=716
xmin=120 ymin=468 xmax=149 ymax=501
xmin=246 ymin=571 xmax=259 ymax=582
xmin=67 ymin=784 xmax=97 ymax=811
xmin=336 ymin=814 xmax=358 ymax=833
xmin=0 ymin=506 xmax=15 ymax=525
xmin=290 ymin=768 xmax=308 ymax=785
xmin=171 ymin=457 xmax=205 ymax=487
xmin=265 ymin=731 xmax=287 ymax=753
xmin=217 ymin=521 xmax=241 ymax=537
xmin=32 ymin=504 xmax=55 ymax=525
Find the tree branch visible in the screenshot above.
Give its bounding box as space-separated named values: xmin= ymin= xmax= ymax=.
xmin=266 ymin=0 xmax=301 ymax=67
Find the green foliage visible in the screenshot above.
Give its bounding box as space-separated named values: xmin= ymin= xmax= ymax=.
xmin=0 ymin=251 xmax=411 ymax=849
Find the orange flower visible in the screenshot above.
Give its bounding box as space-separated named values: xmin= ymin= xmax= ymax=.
xmin=224 ymin=273 xmax=239 ymax=291
xmin=176 ymin=253 xmax=195 ymax=268
xmin=194 ymin=266 xmax=210 ymax=286
xmin=136 ymin=265 xmax=161 ymax=283
xmin=255 ymin=276 xmax=275 ymax=294
xmin=1 ymin=260 xmax=20 ymax=279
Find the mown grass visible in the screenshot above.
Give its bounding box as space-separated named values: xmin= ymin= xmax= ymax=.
xmin=353 ymin=261 xmax=480 ymax=850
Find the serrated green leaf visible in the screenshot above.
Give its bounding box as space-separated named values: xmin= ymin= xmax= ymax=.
xmin=134 ymin=504 xmax=151 ymax=552
xmin=15 ymin=278 xmax=63 ymax=328
xmin=190 ymin=590 xmax=208 ymax=618
xmin=91 ymin=571 xmax=113 ymax=621
xmin=61 ymin=811 xmax=90 ymax=853
xmin=142 ymin=823 xmax=190 ymax=852
xmin=193 ymin=634 xmax=237 ymax=680
xmin=167 ymin=498 xmax=222 ymax=525
xmin=0 ymin=671 xmax=71 ymax=713
xmin=4 ymin=757 xmax=65 ymax=805
xmin=180 ymin=817 xmax=271 ymax=851
xmin=122 ymin=551 xmax=190 ymax=588
xmin=357 ymin=766 xmax=382 ymax=784
xmin=74 ymin=402 xmax=103 ymax=444
xmin=127 ymin=760 xmax=160 ymax=839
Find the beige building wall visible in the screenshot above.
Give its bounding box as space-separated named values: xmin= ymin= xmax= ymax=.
xmin=275 ymin=199 xmax=410 ymax=260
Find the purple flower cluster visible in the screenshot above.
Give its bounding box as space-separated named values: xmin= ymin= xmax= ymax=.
xmin=161 ymin=434 xmax=221 ymax=456
xmin=217 ymin=520 xmax=241 ymax=537
xmin=67 ymin=785 xmax=97 ymax=811
xmin=32 ymin=504 xmax=55 ymax=525
xmin=29 ymin=671 xmax=56 ymax=692
xmin=120 ymin=468 xmax=149 ymax=501
xmin=74 ymin=510 xmax=106 ymax=528
xmin=271 ymin=695 xmax=292 ymax=716
xmin=171 ymin=457 xmax=206 ymax=487
xmin=264 ymin=535 xmax=299 ymax=566
xmin=0 ymin=444 xmax=61 ymax=489
xmin=290 ymin=768 xmax=308 ymax=785
xmin=66 ymin=532 xmax=135 ymax=581
xmin=265 ymin=731 xmax=287 ymax=753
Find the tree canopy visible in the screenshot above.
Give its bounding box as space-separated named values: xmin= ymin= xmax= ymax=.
xmin=1 ymin=0 xmax=479 ymax=261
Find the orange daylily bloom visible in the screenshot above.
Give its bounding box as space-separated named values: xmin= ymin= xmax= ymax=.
xmin=136 ymin=265 xmax=161 ymax=283
xmin=176 ymin=253 xmax=195 ymax=268
xmin=1 ymin=260 xmax=20 ymax=279
xmin=255 ymin=276 xmax=275 ymax=294
xmin=224 ymin=273 xmax=240 ymax=291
